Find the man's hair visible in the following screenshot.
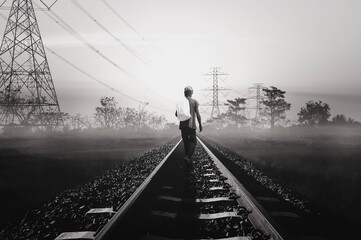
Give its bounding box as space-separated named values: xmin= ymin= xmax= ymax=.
xmin=184 ymin=86 xmax=193 ymax=97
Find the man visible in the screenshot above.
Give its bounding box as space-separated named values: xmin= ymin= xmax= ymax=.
xmin=175 ymin=86 xmax=203 ymax=166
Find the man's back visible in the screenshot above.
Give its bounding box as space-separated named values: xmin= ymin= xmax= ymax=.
xmin=187 ymin=97 xmax=199 ymax=130
xmin=177 ymin=86 xmax=202 ymax=164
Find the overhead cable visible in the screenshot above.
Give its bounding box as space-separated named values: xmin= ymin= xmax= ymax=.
xmin=0 ymin=11 xmax=172 ymax=114
xmin=71 ymin=0 xmax=151 ymax=66
xmin=36 ymin=2 xmax=176 ymax=104
xmin=45 ymin=46 xmax=173 ymax=114
xmin=45 ymin=46 xmax=142 ymax=104
xmin=101 ymin=0 xmax=164 ymax=56
xmin=33 ymin=1 xmax=147 ymax=87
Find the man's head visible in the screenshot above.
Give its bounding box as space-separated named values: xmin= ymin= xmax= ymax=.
xmin=184 ymin=86 xmax=193 ymax=97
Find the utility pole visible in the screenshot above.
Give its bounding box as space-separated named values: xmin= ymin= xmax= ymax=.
xmin=0 ymin=0 xmax=62 ymax=128
xmin=201 ymin=67 xmax=230 ymax=119
xmin=248 ymin=83 xmax=264 ymax=120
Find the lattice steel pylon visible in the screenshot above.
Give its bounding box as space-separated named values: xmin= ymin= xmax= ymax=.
xmin=248 ymin=83 xmax=264 ymax=120
xmin=0 ymin=0 xmax=62 ymax=128
xmin=201 ymin=67 xmax=229 ymax=119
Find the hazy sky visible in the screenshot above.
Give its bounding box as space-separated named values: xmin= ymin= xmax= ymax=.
xmin=1 ymin=0 xmax=360 ymax=123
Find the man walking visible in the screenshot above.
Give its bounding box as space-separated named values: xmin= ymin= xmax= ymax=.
xmin=175 ymin=86 xmax=203 ymax=166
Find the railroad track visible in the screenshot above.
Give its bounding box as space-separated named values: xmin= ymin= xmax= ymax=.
xmin=56 ymin=137 xmax=329 ymax=240
xmin=80 ymin=137 xmax=284 ymax=240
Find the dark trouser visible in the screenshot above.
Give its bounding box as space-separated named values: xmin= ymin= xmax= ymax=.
xmin=181 ymin=126 xmax=197 ymax=159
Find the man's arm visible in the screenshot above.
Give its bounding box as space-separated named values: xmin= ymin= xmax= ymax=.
xmin=195 ymin=104 xmax=202 ymax=132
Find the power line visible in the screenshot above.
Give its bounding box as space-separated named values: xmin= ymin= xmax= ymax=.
xmin=35 ymin=3 xmax=135 ymax=79
xmin=0 ymin=12 xmax=171 ymax=115
xmin=36 ymin=1 xmax=177 ymax=103
xmin=45 ymin=46 xmax=141 ymax=104
xmin=0 ymin=1 xmax=6 ymax=8
xmin=223 ymin=81 xmax=247 ymax=98
xmin=68 ymin=1 xmax=177 ymax=106
xmin=71 ymin=0 xmax=151 ymax=66
xmin=29 ymin=3 xmax=174 ymax=114
xmin=45 ymin=46 xmax=173 ymax=114
xmin=33 ymin=1 xmax=156 ymax=90
xmin=101 ymin=0 xmax=164 ymax=56
xmin=34 ymin=2 xmax=169 ymax=100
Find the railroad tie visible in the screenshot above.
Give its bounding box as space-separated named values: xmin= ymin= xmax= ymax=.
xmin=55 ymin=231 xmax=95 ymax=240
xmin=140 ymin=234 xmax=252 ymax=240
xmin=209 ymin=186 xmax=228 ymax=191
xmin=150 ymin=210 xmax=244 ymax=220
xmin=157 ymin=195 xmax=235 ymax=203
xmin=85 ymin=208 xmax=115 ymax=216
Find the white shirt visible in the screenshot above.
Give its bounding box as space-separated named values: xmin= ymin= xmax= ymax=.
xmin=176 ymin=97 xmax=191 ymax=121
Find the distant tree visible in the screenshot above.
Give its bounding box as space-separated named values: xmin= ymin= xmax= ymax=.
xmin=0 ymin=87 xmax=46 ymax=125
xmin=0 ymin=87 xmax=65 ymax=132
xmin=94 ymin=96 xmax=169 ymax=131
xmin=250 ymin=117 xmax=267 ymax=129
xmin=80 ymin=114 xmax=94 ymax=129
xmin=121 ymin=107 xmax=138 ymax=129
xmin=298 ymin=100 xmax=330 ymax=126
xmin=225 ymin=97 xmax=248 ymax=127
xmin=120 ymin=108 xmax=168 ymax=130
xmin=332 ymin=114 xmax=347 ymax=125
xmin=147 ymin=113 xmax=167 ymax=130
xmin=331 ymin=114 xmax=360 ymax=125
xmin=66 ymin=113 xmax=93 ymax=130
xmin=94 ymin=97 xmax=121 ymax=129
xmin=346 ymin=117 xmax=360 ymax=125
xmin=260 ymin=86 xmax=291 ymax=129
xmin=204 ymin=114 xmax=228 ymax=130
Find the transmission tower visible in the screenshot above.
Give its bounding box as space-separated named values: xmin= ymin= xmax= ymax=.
xmin=248 ymin=83 xmax=264 ymax=120
xmin=0 ymin=0 xmax=62 ymax=128
xmin=201 ymin=67 xmax=230 ymax=119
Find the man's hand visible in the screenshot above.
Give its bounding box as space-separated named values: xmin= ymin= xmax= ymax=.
xmin=199 ymin=125 xmax=203 ymax=132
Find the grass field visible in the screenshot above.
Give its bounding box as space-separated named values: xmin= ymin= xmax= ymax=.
xmin=202 ymin=126 xmax=361 ymax=230
xmin=0 ymin=131 xmax=177 ymax=229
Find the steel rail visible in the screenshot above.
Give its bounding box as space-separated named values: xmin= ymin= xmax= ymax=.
xmin=94 ymin=139 xmax=182 ymax=240
xmin=197 ymin=137 xmax=285 ymax=240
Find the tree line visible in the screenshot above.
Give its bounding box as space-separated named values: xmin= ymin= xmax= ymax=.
xmin=1 ymin=87 xmax=359 ymax=134
xmin=0 ymin=93 xmax=169 ymax=134
xmin=63 ymin=97 xmax=168 ymax=132
xmin=206 ymin=86 xmax=360 ymax=129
